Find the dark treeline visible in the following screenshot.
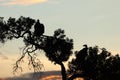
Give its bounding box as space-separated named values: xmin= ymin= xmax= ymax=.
xmin=0 ymin=16 xmax=120 ymax=80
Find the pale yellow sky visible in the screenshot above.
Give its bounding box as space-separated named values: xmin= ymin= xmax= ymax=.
xmin=0 ymin=54 xmax=62 ymax=78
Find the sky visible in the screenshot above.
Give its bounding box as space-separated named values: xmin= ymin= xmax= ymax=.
xmin=0 ymin=0 xmax=120 ymax=78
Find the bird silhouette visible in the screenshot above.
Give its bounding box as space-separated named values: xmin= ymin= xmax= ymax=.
xmin=34 ymin=19 xmax=44 ymax=37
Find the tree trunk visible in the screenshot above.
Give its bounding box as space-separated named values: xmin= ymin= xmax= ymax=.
xmin=59 ymin=62 xmax=67 ymax=80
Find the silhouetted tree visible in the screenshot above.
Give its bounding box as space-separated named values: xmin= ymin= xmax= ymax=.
xmin=43 ymin=29 xmax=73 ymax=80
xmin=0 ymin=16 xmax=73 ymax=80
xmin=68 ymin=45 xmax=120 ymax=80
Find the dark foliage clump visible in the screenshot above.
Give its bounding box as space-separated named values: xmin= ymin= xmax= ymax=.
xmin=68 ymin=45 xmax=120 ymax=80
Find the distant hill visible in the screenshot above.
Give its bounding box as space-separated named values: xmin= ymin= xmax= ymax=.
xmin=6 ymin=71 xmax=61 ymax=80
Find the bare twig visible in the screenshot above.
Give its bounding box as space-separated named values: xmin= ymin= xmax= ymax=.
xmin=13 ymin=44 xmax=44 ymax=75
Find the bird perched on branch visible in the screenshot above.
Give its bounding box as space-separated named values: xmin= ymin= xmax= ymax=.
xmin=76 ymin=44 xmax=88 ymax=61
xmin=34 ymin=19 xmax=44 ymax=37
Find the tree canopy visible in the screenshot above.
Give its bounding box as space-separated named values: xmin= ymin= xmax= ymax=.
xmin=68 ymin=45 xmax=120 ymax=80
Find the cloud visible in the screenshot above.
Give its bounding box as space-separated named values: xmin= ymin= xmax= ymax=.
xmin=2 ymin=0 xmax=48 ymax=6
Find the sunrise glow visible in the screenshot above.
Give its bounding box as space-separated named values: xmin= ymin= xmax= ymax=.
xmin=40 ymin=75 xmax=62 ymax=80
